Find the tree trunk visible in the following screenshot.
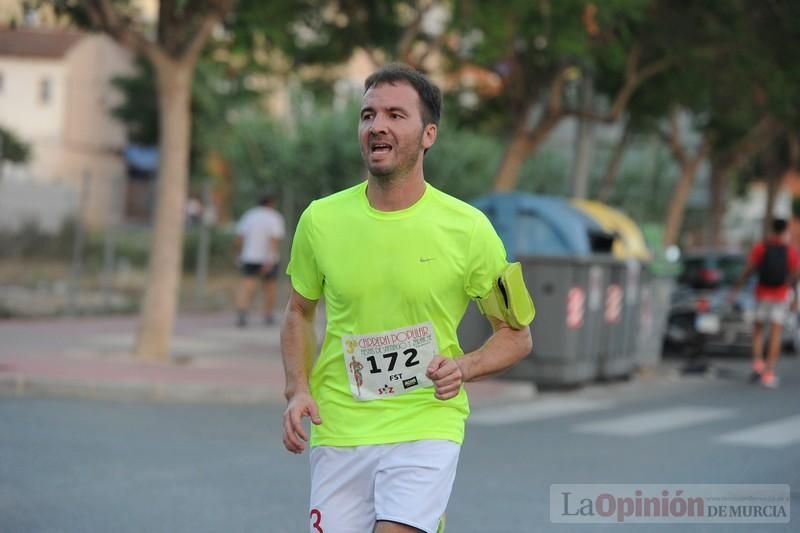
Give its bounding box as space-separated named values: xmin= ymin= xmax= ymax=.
xmin=764 ymin=173 xmax=779 ymax=238
xmin=708 ymin=157 xmax=727 ymax=247
xmin=207 ymin=150 xmax=232 ymax=223
xmin=788 ymin=133 xmax=800 ymax=224
xmin=663 ymin=154 xmax=706 ymax=248
xmin=134 ymin=60 xmax=193 ymax=361
xmin=762 ymin=145 xmax=782 ymax=239
xmin=493 ymin=113 xmax=561 ymax=192
xmin=494 ymin=125 xmax=533 ymax=192
xmin=598 ymin=123 xmax=630 ymax=202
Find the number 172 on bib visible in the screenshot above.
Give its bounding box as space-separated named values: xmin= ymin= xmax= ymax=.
xmin=342 ymin=322 xmax=438 ymax=401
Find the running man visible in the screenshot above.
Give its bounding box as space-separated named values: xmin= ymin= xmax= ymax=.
xmin=234 ymin=192 xmax=285 ymax=327
xmin=281 ymin=63 xmax=534 ymax=533
xmin=730 ymin=218 xmax=799 ymax=388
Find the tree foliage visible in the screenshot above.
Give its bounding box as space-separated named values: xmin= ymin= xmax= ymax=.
xmin=221 ymin=96 xmax=507 ymax=218
xmin=0 ymin=125 xmax=31 ymax=164
xmin=110 ymin=51 xmax=263 ymax=176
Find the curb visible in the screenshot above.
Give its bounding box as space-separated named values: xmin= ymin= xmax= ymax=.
xmin=0 ymin=374 xmax=285 ymax=405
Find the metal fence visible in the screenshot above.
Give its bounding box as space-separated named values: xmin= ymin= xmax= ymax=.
xmin=0 ymin=174 xmax=226 ymax=318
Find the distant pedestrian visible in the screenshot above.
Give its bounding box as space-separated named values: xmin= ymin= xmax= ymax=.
xmin=730 ymin=218 xmax=799 ymax=388
xmin=234 ymin=192 xmax=285 ymax=327
xmin=186 ymin=195 xmax=204 ymax=226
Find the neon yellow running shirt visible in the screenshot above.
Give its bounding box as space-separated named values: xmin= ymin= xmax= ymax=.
xmin=287 ymin=181 xmax=507 ymax=447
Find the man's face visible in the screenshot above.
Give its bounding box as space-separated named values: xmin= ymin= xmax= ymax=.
xmin=359 ymin=81 xmax=437 ymax=180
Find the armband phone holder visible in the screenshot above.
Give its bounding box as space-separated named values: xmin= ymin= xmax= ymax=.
xmin=476 ymin=262 xmax=535 ymax=329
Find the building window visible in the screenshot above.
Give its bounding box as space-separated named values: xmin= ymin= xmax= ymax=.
xmin=39 ymin=78 xmax=51 ymax=105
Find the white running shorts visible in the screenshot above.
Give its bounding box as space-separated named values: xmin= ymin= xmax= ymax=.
xmin=309 ymin=440 xmax=460 ymax=533
xmin=755 ymin=299 xmax=788 ymax=325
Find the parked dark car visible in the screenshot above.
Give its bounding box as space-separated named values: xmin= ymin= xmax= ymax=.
xmin=664 ymin=250 xmax=800 ymax=359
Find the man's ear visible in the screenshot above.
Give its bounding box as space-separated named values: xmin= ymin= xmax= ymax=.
xmin=422 ymin=123 xmax=438 ymax=150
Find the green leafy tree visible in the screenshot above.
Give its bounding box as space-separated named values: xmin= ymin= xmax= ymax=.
xmin=450 ymin=0 xmax=676 ymax=191
xmin=0 ymin=125 xmax=31 ymax=179
xmin=221 ymin=93 xmax=508 ymax=225
xmin=48 ymin=0 xmax=237 ymax=361
xmin=622 ymin=0 xmax=797 ymax=246
xmin=47 ymin=0 xmax=360 ymax=359
xmin=109 ymin=56 xmax=159 ymax=145
xmin=110 ymin=52 xmax=262 ymax=175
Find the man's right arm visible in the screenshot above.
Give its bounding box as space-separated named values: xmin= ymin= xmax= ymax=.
xmin=732 ymin=263 xmax=755 ymax=292
xmin=280 ymin=289 xmax=322 ymax=454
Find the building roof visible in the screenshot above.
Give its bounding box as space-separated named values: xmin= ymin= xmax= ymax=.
xmin=0 ymin=27 xmax=84 ymax=60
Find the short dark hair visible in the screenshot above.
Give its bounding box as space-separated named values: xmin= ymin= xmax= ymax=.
xmin=364 ymin=63 xmax=442 ymax=127
xmin=259 ymin=192 xmax=275 ymax=206
xmin=772 ymin=218 xmax=788 ymax=234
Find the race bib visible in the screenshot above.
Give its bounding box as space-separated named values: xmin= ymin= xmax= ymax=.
xmin=342 ymin=321 xmax=438 ymax=401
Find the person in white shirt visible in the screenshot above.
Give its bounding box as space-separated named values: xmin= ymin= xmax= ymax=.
xmin=234 ymin=192 xmax=286 ymax=326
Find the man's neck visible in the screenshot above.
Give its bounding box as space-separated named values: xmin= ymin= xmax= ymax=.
xmin=366 ymin=169 xmax=426 ymax=212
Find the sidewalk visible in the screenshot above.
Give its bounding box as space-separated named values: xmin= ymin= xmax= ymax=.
xmin=0 ymin=312 xmax=537 ymax=406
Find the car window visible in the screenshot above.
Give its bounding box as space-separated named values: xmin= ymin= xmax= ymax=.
xmin=679 ymin=254 xmax=746 ymax=286
xmin=679 ymin=258 xmax=706 ymax=283
xmin=718 ymin=256 xmax=746 ymax=284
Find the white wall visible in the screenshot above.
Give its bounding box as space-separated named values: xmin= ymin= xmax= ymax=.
xmin=0 ymin=57 xmax=66 ymax=139
xmin=0 ymin=33 xmax=133 ymax=229
xmin=0 ymin=57 xmax=68 ymax=182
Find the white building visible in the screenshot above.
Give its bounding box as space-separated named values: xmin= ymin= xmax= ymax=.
xmin=0 ymin=27 xmax=133 ymax=230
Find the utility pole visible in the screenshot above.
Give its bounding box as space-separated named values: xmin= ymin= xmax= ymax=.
xmin=66 ymin=172 xmax=91 ymax=316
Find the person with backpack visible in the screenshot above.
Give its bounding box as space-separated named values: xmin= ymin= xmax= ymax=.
xmin=730 ymin=218 xmax=799 ymax=388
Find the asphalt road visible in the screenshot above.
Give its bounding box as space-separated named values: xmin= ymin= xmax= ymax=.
xmin=2 ymin=355 xmax=799 ymax=533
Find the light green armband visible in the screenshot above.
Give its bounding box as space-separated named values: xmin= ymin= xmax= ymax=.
xmin=476 ymin=262 xmax=535 ymax=329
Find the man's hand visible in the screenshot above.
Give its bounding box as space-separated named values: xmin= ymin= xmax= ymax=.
xmin=426 ymin=355 xmax=465 ymax=401
xmin=282 ymin=391 xmax=322 ymax=454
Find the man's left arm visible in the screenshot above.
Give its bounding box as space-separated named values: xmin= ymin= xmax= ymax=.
xmin=426 ymin=317 xmax=532 ymax=401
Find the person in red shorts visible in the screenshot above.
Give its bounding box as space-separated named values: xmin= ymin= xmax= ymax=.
xmin=730 ymin=218 xmax=799 ymax=388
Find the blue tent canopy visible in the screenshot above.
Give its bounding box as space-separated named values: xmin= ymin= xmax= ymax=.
xmin=471 ymin=193 xmax=609 ymax=260
xmin=124 ymin=144 xmax=159 ymax=173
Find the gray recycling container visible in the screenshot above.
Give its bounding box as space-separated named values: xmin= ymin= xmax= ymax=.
xmin=457 ymin=193 xmax=628 ymax=387
xmin=458 ymin=256 xmax=605 ymax=387
xmin=595 ymin=258 xmax=640 ymax=379
xmin=519 ymin=256 xmax=605 ymax=385
xmin=635 ymin=269 xmax=674 ymax=368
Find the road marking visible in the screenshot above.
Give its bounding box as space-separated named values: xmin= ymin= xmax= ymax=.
xmin=573 ymin=406 xmax=736 ymax=436
xmin=716 ymin=415 xmax=800 ymax=448
xmin=469 ymin=398 xmax=615 ymax=426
